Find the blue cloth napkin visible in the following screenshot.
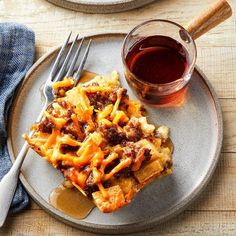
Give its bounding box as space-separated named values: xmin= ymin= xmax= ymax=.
xmin=0 ymin=23 xmax=35 ymax=213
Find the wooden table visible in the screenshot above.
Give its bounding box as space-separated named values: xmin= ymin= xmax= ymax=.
xmin=1 ymin=0 xmax=236 ymax=235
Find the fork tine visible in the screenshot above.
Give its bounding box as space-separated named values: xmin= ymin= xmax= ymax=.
xmin=54 ymin=33 xmax=79 ymax=82
xmin=65 ymin=37 xmax=85 ymax=78
xmin=50 ymin=31 xmax=71 ymax=79
xmin=73 ymin=39 xmax=92 ymax=85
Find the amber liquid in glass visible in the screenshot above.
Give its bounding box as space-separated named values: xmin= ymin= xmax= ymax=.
xmin=125 ymin=36 xmax=190 ymax=105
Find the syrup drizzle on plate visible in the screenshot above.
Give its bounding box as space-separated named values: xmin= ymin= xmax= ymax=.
xmin=49 ymin=184 xmax=95 ymax=219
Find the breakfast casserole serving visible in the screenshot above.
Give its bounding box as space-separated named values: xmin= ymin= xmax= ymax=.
xmin=23 ymin=71 xmax=173 ymax=213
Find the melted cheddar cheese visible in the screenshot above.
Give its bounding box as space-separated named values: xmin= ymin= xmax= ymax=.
xmin=23 ymin=71 xmax=173 ymax=213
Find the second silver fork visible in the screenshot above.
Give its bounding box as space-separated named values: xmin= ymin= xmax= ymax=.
xmin=0 ymin=33 xmax=92 ymax=227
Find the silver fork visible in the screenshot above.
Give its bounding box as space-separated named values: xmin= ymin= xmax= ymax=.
xmin=0 ymin=33 xmax=92 ymax=227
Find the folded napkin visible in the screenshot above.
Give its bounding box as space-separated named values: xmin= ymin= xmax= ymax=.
xmin=0 ymin=23 xmax=35 ymax=213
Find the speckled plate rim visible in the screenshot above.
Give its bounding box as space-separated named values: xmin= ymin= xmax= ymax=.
xmin=7 ymin=33 xmax=223 ymax=234
xmin=46 ymin=0 xmax=156 ymax=14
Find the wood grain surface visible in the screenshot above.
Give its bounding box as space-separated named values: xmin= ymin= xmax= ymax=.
xmin=0 ymin=0 xmax=236 ymax=235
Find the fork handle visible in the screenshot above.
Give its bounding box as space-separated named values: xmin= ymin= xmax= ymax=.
xmin=0 ymin=103 xmax=47 ymax=227
xmin=0 ymin=142 xmax=29 ymax=227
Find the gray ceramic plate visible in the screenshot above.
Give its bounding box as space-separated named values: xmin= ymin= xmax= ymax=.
xmin=7 ymin=33 xmax=223 ymax=234
xmin=46 ymin=0 xmax=156 ymax=13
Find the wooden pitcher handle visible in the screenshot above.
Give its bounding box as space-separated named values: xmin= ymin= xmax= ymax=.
xmin=185 ymin=0 xmax=232 ymax=40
